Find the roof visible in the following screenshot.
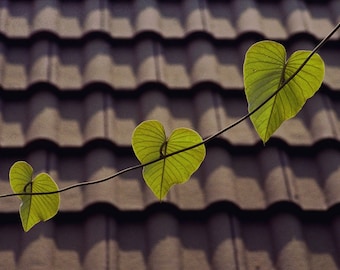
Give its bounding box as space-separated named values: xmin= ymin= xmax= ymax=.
xmin=1 ymin=0 xmax=340 ymax=269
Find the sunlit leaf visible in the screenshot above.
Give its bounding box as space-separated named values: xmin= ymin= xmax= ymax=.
xmin=9 ymin=161 xmax=60 ymax=232
xmin=132 ymin=120 xmax=206 ymax=200
xmin=244 ymin=40 xmax=325 ymax=143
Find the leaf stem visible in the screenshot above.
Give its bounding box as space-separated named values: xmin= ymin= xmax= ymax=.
xmin=0 ymin=22 xmax=339 ymax=199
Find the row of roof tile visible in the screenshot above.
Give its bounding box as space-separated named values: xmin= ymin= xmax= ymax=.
xmin=1 ymin=144 xmax=340 ymax=212
xmin=1 ymin=0 xmax=339 ymax=40
xmin=0 ymin=89 xmax=339 ymax=147
xmin=0 ymin=37 xmax=339 ymax=90
xmin=1 ymin=209 xmax=340 ymax=270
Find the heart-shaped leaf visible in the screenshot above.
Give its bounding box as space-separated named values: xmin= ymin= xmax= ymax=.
xmin=9 ymin=161 xmax=60 ymax=232
xmin=132 ymin=120 xmax=206 ymax=200
xmin=244 ymin=40 xmax=325 ymax=143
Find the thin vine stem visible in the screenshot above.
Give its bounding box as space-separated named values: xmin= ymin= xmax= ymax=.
xmin=0 ymin=22 xmax=339 ymax=199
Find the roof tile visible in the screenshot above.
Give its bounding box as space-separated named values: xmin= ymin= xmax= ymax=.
xmin=0 ymin=38 xmax=339 ymax=90
xmin=1 ymin=210 xmax=340 ymax=270
xmin=1 ymin=146 xmax=340 ymax=212
xmin=0 ymin=90 xmax=338 ymax=147
xmin=1 ymin=0 xmax=339 ymax=40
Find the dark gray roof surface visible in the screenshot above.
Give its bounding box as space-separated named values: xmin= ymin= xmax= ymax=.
xmin=0 ymin=0 xmax=340 ymax=269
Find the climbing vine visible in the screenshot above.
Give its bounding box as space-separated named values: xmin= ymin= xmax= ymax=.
xmin=2 ymin=23 xmax=340 ymax=231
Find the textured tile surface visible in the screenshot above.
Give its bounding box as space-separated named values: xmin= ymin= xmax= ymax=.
xmin=0 ymin=38 xmax=339 ymax=90
xmin=0 ymin=0 xmax=340 ymax=269
xmin=2 ymin=145 xmax=340 ymax=212
xmin=0 ymin=90 xmax=338 ymax=147
xmin=1 ymin=0 xmax=339 ymax=40
xmin=1 ymin=209 xmax=340 ymax=270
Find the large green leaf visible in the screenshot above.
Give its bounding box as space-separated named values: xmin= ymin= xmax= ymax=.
xmin=9 ymin=161 xmax=60 ymax=232
xmin=244 ymin=40 xmax=325 ymax=143
xmin=132 ymin=120 xmax=206 ymax=200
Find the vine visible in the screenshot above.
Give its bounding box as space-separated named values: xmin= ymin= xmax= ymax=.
xmin=3 ymin=22 xmax=340 ymax=231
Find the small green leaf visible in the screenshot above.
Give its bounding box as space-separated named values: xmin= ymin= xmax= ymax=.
xmin=9 ymin=161 xmax=60 ymax=232
xmin=244 ymin=40 xmax=325 ymax=143
xmin=132 ymin=120 xmax=206 ymax=200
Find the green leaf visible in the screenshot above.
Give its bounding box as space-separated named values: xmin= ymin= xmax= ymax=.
xmin=132 ymin=120 xmax=206 ymax=200
xmin=244 ymin=40 xmax=325 ymax=143
xmin=9 ymin=161 xmax=60 ymax=232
